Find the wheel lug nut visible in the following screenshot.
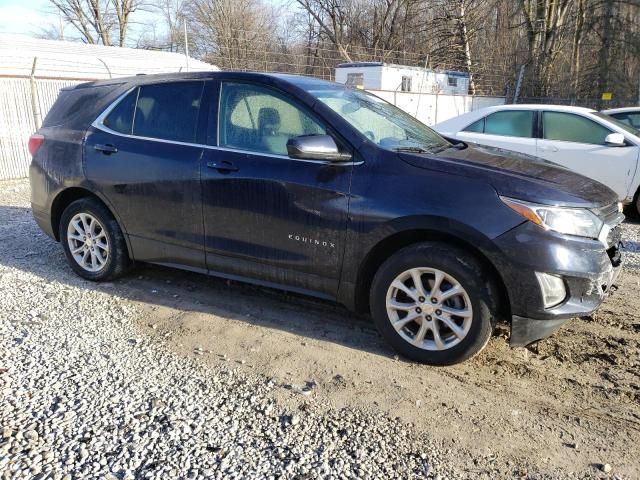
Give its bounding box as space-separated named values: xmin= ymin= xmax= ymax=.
xmin=426 ymin=315 xmax=432 ymax=321
xmin=436 ymin=309 xmax=442 ymax=315
xmin=415 ymin=307 xmax=422 ymax=314
xmin=418 ymin=296 xmax=425 ymax=303
xmin=431 ymin=298 xmax=437 ymax=304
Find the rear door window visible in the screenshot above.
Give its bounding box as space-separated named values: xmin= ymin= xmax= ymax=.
xmin=543 ymin=112 xmax=611 ymax=145
xmin=132 ymin=82 xmax=204 ymax=143
xmin=483 ymin=111 xmax=534 ymax=137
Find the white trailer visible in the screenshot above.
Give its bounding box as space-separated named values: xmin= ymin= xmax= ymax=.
xmin=334 ymin=62 xmax=470 ymax=95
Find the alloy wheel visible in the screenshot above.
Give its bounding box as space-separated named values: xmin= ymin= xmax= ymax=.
xmin=385 ymin=267 xmax=473 ymax=351
xmin=66 ymin=213 xmax=110 ymax=272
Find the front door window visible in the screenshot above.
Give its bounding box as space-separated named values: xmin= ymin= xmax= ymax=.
xmin=218 ymin=82 xmax=326 ymax=156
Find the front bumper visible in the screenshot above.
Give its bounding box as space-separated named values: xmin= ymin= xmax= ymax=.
xmin=510 ymin=258 xmax=623 ymax=346
xmin=489 ymin=220 xmax=624 ymax=347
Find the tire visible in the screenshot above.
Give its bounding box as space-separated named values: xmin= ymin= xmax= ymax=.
xmin=59 ymin=197 xmax=130 ymax=281
xmin=369 ymin=242 xmax=497 ymax=366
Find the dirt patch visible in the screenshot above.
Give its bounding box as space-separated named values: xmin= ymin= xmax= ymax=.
xmin=120 ymin=259 xmax=640 ymax=478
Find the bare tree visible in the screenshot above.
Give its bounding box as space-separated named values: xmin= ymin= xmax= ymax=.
xmin=295 ymin=0 xmax=354 ymax=61
xmin=48 ymin=0 xmax=145 ymax=46
xmin=518 ymin=0 xmax=573 ymax=95
xmin=186 ymin=0 xmax=279 ymax=69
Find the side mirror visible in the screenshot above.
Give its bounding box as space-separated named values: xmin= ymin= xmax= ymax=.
xmin=287 ymin=135 xmax=352 ymax=162
xmin=605 ymin=132 xmax=626 ymax=147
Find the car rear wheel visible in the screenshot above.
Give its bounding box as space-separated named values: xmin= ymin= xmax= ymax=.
xmin=59 ymin=198 xmax=130 ymax=281
xmin=370 ymin=242 xmax=497 ymax=365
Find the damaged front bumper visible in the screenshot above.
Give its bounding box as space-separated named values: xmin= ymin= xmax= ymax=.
xmin=510 ymin=257 xmax=623 ymax=347
xmin=490 ymin=218 xmax=625 ymax=348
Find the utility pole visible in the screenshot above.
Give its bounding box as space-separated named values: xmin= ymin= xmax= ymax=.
xmin=183 ymin=19 xmax=189 ymax=72
xmin=58 ymin=12 xmax=64 ymax=40
xmin=513 ymin=65 xmax=525 ymax=104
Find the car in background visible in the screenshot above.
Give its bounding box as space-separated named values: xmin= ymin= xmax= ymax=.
xmin=602 ymin=106 xmax=640 ymax=130
xmin=434 ymin=105 xmax=640 ymax=212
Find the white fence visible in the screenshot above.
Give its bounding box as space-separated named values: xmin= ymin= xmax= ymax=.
xmin=0 ymin=79 xmax=506 ymax=180
xmin=370 ymin=89 xmax=505 ymax=126
xmin=0 ymin=78 xmax=81 ymax=179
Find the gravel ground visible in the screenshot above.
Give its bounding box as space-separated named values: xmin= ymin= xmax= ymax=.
xmin=0 ymin=181 xmax=460 ymax=479
xmin=2 ymin=178 xmax=639 ymax=479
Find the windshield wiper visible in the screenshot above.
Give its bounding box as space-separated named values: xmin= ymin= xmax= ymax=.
xmin=429 ymin=143 xmax=466 ymax=154
xmin=391 ymin=146 xmax=431 ymax=153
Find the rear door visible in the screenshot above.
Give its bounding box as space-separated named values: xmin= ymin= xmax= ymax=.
xmin=456 ymin=110 xmax=537 ymax=156
xmin=200 ymin=80 xmax=353 ymax=296
xmin=85 ymin=81 xmax=207 ymax=269
xmin=536 ymin=111 xmax=639 ymax=200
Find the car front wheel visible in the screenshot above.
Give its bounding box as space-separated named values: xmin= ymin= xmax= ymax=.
xmin=370 ymin=242 xmax=498 ymax=365
xmin=59 ymin=198 xmax=130 ymax=281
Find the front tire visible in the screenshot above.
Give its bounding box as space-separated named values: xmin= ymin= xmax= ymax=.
xmin=370 ymin=242 xmax=497 ymax=366
xmin=59 ymin=198 xmax=130 ymax=281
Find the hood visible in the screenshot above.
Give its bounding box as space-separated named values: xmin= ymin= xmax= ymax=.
xmin=399 ymin=143 xmax=618 ymax=208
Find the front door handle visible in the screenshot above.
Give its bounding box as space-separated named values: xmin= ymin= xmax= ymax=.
xmin=94 ymin=143 xmax=118 ymax=154
xmin=207 ymin=160 xmax=238 ymax=172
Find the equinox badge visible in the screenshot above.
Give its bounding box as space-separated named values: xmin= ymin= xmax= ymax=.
xmin=288 ymin=234 xmax=335 ymax=249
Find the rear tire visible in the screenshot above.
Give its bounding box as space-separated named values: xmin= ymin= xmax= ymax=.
xmin=59 ymin=198 xmax=130 ymax=281
xmin=370 ymin=242 xmax=497 ymax=366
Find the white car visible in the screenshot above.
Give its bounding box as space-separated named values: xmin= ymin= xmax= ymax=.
xmin=433 ymin=105 xmax=640 ymax=209
xmin=602 ymin=107 xmax=640 ymax=130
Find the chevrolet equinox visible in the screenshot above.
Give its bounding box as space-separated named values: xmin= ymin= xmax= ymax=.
xmin=29 ymin=72 xmax=624 ymax=365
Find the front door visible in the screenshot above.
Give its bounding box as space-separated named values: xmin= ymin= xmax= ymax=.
xmin=86 ymin=81 xmax=206 ymax=268
xmin=201 ymin=81 xmax=352 ymax=296
xmin=537 ymin=111 xmax=640 ymax=201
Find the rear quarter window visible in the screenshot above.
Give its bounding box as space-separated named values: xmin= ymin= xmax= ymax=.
xmin=103 ymin=89 xmax=137 ymax=134
xmin=484 ymin=111 xmax=534 ymax=138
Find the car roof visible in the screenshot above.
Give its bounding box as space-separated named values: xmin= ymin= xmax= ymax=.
xmin=75 ymin=70 xmax=345 ymax=91
xmin=601 ymin=106 xmax=640 ymax=114
xmin=477 ymin=104 xmax=597 ymax=114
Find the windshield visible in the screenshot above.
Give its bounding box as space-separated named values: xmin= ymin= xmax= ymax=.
xmin=308 ymin=86 xmax=450 ymax=151
xmin=594 ymin=112 xmax=640 ymax=136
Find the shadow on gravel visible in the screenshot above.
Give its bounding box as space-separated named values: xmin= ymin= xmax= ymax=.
xmin=0 ymin=205 xmax=396 ymax=359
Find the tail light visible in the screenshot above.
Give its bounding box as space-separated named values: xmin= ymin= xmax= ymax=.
xmin=28 ymin=134 xmax=44 ymax=156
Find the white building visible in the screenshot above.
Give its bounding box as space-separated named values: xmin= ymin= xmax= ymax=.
xmin=0 ymin=34 xmax=218 ymax=179
xmin=334 ymin=62 xmax=470 ymax=95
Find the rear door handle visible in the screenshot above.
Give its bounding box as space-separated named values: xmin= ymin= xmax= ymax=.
xmin=207 ymin=160 xmax=238 ymax=172
xmin=94 ymin=143 xmax=118 ymax=154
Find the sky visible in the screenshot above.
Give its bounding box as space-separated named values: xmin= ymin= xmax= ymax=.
xmin=0 ymin=0 xmax=165 ymax=44
xmin=0 ymin=0 xmax=51 ymax=36
xmin=0 ymin=0 xmax=290 ymax=44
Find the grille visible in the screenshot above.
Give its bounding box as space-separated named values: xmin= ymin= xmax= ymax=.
xmin=607 ymin=225 xmax=623 ymax=248
xmin=594 ymin=202 xmax=624 ymax=227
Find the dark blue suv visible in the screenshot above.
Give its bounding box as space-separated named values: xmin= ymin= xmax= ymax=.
xmin=29 ymin=72 xmax=624 ymax=365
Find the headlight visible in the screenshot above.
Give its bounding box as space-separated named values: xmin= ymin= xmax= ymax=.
xmin=500 ymin=196 xmax=603 ymax=239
